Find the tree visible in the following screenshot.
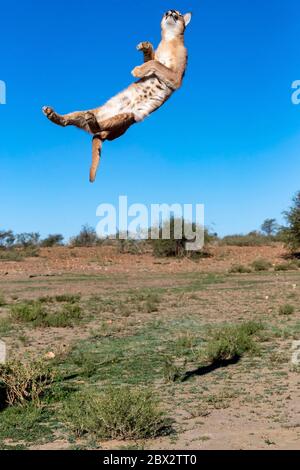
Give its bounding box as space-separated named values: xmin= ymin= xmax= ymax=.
xmin=0 ymin=230 xmax=15 ymax=248
xmin=283 ymin=191 xmax=300 ymax=252
xmin=41 ymin=234 xmax=64 ymax=247
xmin=261 ymin=218 xmax=278 ymax=237
xmin=150 ymin=217 xmax=210 ymax=258
xmin=70 ymin=225 xmax=98 ymax=247
xmin=15 ymin=232 xmax=40 ymax=248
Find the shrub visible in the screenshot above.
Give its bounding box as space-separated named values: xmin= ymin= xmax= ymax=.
xmin=0 ymin=403 xmax=51 ymax=444
xmin=41 ymin=234 xmax=64 ymax=247
xmin=55 ymin=294 xmax=81 ymax=304
xmin=279 ymin=304 xmax=295 ymax=316
xmin=0 ymin=250 xmax=23 ymax=262
xmin=61 ymin=387 xmax=171 ymax=440
xmin=282 ymin=191 xmax=300 ymax=253
xmin=71 ymin=350 xmax=98 ymax=378
xmin=144 ymin=293 xmax=160 ymax=313
xmin=221 ymin=233 xmax=270 ymax=247
xmin=117 ymin=238 xmax=146 ymax=255
xmin=0 ymin=247 xmax=40 ymax=261
xmin=70 ymin=225 xmax=98 ymax=247
xmin=10 ymin=299 xmax=82 ymax=328
xmin=0 ymin=360 xmax=55 ymax=406
xmin=274 ymin=262 xmax=298 ymax=271
xmin=21 ymin=246 xmax=40 ymax=258
xmin=229 ymin=264 xmax=251 ymax=274
xmin=0 ymin=293 xmax=5 ymax=306
xmin=151 ymin=217 xmax=208 ymax=258
xmin=163 ymin=357 xmax=182 ymax=382
xmin=38 ymin=294 xmax=81 ymax=304
xmin=205 ymin=321 xmax=263 ymax=363
xmin=251 ymin=258 xmax=272 ymax=272
xmin=0 ymin=318 xmax=13 ymax=335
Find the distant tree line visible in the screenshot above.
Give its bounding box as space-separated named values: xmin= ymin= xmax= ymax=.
xmin=0 ymin=231 xmax=64 ymax=249
xmin=2 ymin=191 xmax=300 ymax=257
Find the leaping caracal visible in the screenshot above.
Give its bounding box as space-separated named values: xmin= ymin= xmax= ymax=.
xmin=43 ymin=10 xmax=192 ymax=182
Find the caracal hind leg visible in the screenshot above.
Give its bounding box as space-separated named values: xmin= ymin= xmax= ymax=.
xmin=89 ymin=113 xmax=136 ymax=183
xmin=42 ymin=106 xmax=100 ymax=133
xmin=99 ymin=113 xmax=136 ymax=140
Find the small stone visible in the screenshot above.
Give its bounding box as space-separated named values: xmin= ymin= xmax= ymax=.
xmin=44 ymin=351 xmax=55 ymax=360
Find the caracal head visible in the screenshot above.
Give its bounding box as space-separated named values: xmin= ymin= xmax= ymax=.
xmin=161 ymin=10 xmax=192 ymax=38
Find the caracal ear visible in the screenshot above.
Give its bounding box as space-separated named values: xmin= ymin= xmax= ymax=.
xmin=184 ymin=12 xmax=192 ymax=27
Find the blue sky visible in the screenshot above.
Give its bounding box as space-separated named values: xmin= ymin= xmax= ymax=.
xmin=0 ymin=0 xmax=299 ymax=239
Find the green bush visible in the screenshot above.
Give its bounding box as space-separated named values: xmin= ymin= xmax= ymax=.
xmin=205 ymin=321 xmax=263 ymax=363
xmin=10 ymin=299 xmax=81 ymax=328
xmin=55 ymin=294 xmax=81 ymax=304
xmin=163 ymin=357 xmax=182 ymax=382
xmin=117 ymin=238 xmax=146 ymax=255
xmin=229 ymin=264 xmax=251 ymax=274
xmin=274 ymin=262 xmax=298 ymax=271
xmin=279 ymin=304 xmax=295 ymax=316
xmin=70 ymin=225 xmax=98 ymax=247
xmin=151 ymin=218 xmax=210 ymax=258
xmin=0 ymin=250 xmax=24 ymax=262
xmin=41 ymin=234 xmax=64 ymax=247
xmin=61 ymin=387 xmax=171 ymax=440
xmin=251 ymin=259 xmax=272 ymax=272
xmin=282 ymin=191 xmax=300 ymax=253
xmin=0 ymin=360 xmax=55 ymax=406
xmin=0 ymin=293 xmax=6 ymax=306
xmin=0 ymin=318 xmax=13 ymax=335
xmin=71 ymin=350 xmax=98 ymax=378
xmin=221 ymin=233 xmax=271 ymax=247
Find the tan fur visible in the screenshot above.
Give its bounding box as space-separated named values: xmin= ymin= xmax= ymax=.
xmin=43 ymin=10 xmax=192 ymax=182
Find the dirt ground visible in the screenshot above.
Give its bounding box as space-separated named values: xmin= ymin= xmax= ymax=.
xmin=0 ymin=244 xmax=287 ymax=279
xmin=1 ymin=243 xmax=300 ymax=450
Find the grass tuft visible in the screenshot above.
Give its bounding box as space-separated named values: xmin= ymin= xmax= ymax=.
xmin=0 ymin=293 xmax=6 ymax=307
xmin=205 ymin=321 xmax=263 ymax=363
xmin=61 ymin=387 xmax=171 ymax=440
xmin=251 ymin=259 xmax=272 ymax=272
xmin=274 ymin=262 xmax=298 ymax=272
xmin=10 ymin=299 xmax=82 ymax=328
xmin=279 ymin=304 xmax=295 ymax=316
xmin=229 ymin=264 xmax=252 ymax=274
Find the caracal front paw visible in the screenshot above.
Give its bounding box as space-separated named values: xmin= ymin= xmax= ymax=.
xmin=132 ymin=64 xmax=153 ymax=78
xmin=137 ymin=41 xmax=152 ymax=52
xmin=42 ymin=106 xmax=55 ymax=118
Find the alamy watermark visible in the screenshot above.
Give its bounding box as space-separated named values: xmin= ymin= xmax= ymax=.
xmin=0 ymin=340 xmax=6 ymax=364
xmin=0 ymin=80 xmax=6 ymax=105
xmin=291 ymin=80 xmax=300 ymax=105
xmin=96 ymin=196 xmax=204 ymax=251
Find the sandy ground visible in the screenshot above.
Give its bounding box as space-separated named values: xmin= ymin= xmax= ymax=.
xmin=0 ymin=243 xmax=288 ymax=279
xmin=1 ymin=243 xmax=300 ymax=450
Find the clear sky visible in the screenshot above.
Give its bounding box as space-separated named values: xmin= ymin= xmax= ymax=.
xmin=0 ymin=0 xmax=299 ymax=239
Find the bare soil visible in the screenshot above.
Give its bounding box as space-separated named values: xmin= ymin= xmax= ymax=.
xmin=1 ymin=243 xmax=300 ymax=450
